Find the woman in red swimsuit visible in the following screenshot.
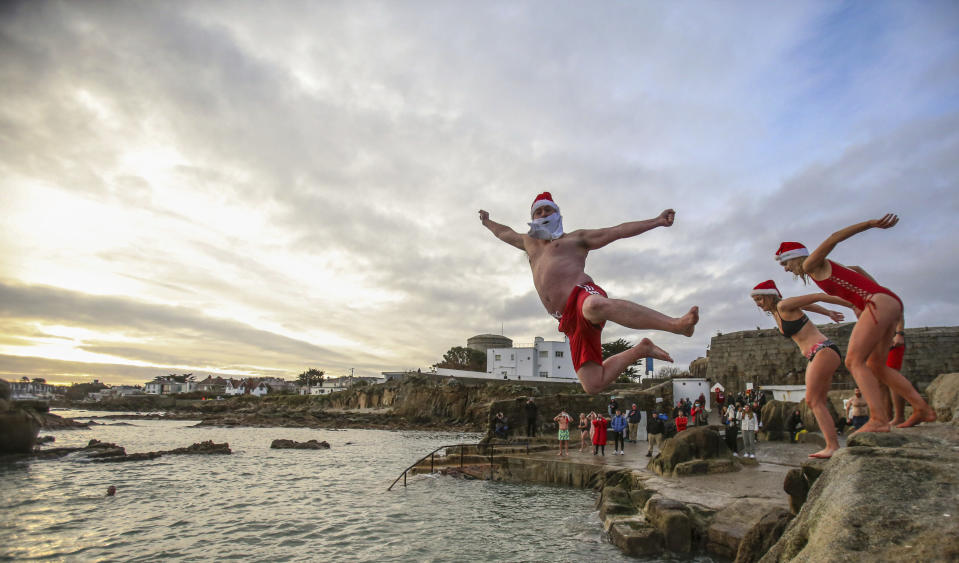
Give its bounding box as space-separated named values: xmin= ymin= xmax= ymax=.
xmin=775 ymin=214 xmax=936 ymax=433
xmin=751 ymin=280 xmax=845 ymax=458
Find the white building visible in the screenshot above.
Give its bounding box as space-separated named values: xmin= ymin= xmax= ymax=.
xmin=432 ymin=337 xmax=578 ymax=383
xmin=672 ymin=378 xmax=711 ymax=410
xmin=306 ymin=376 xmax=382 ymax=395
xmin=759 ymin=385 xmax=807 ymax=403
xmin=486 ymin=336 xmax=577 ymax=382
xmin=144 ymin=378 xmax=196 ymax=395
xmin=9 ymin=378 xmax=57 ymax=400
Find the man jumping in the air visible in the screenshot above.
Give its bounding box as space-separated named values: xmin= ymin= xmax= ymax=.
xmin=479 ymin=192 xmax=699 ymax=394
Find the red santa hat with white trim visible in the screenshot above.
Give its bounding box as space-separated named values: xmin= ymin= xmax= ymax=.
xmin=775 ymin=242 xmax=809 ymax=263
xmin=751 ymin=280 xmax=781 ymax=298
xmin=531 ymin=192 xmax=559 ymax=215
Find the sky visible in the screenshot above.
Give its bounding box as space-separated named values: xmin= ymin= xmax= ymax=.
xmin=1 ymin=1 xmax=958 ymax=386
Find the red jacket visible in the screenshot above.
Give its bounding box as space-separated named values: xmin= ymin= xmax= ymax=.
xmin=591 ymin=418 xmax=608 ymax=445
xmin=676 ymin=415 xmax=688 ymax=432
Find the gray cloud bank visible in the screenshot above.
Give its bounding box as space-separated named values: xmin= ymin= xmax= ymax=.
xmin=1 ymin=1 xmax=958 ymax=384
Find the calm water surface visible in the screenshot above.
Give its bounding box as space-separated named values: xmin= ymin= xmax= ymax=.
xmin=1 ymin=410 xmax=661 ymax=562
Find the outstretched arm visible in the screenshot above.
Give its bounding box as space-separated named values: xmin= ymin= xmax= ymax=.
xmin=804 ymin=214 xmax=898 ymax=272
xmin=801 ymin=303 xmax=845 ymax=323
xmin=478 ymin=210 xmax=524 ymax=250
xmin=580 ymin=209 xmax=675 ymax=250
xmin=779 ymin=293 xmax=856 ymax=314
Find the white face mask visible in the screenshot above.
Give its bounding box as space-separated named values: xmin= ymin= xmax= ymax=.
xmin=527 ymin=213 xmax=564 ymax=240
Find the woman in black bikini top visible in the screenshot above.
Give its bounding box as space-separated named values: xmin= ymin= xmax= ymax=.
xmin=750 ymin=280 xmax=846 ymax=459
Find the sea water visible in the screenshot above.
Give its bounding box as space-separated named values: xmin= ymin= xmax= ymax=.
xmin=1 ymin=411 xmax=645 ymax=562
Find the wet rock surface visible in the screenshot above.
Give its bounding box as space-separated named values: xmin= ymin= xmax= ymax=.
xmin=763 ymin=424 xmax=959 ymax=562
xmin=648 ymin=427 xmax=737 ymax=477
xmin=270 ymin=439 xmax=331 ymax=450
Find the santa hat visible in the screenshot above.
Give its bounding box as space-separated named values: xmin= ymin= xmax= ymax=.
xmin=775 ymin=242 xmax=809 ymax=263
xmin=751 ymin=280 xmax=781 ymax=298
xmin=531 ymin=192 xmax=559 ymax=214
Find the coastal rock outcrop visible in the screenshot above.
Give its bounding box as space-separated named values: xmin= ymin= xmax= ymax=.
xmin=763 ymin=427 xmax=959 ymax=562
xmin=648 ymin=427 xmax=737 ymax=477
xmin=926 ymin=372 xmax=959 ymax=424
xmin=759 ymin=400 xmax=795 ymax=440
xmin=270 ymin=439 xmax=330 ymax=450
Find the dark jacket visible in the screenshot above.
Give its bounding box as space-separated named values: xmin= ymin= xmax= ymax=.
xmin=646 ymin=413 xmax=665 ymax=435
xmin=524 ymin=401 xmax=538 ymax=420
xmin=627 ymin=408 xmax=641 ymax=424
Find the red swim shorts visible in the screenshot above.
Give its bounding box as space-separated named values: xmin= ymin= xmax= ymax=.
xmin=557 ymin=283 xmax=607 ymax=371
xmin=886 ymin=344 xmax=905 ymax=370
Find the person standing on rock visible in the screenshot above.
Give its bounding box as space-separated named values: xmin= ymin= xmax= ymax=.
xmin=590 ymin=411 xmax=608 ymax=456
xmin=524 ymin=397 xmax=538 ymax=437
xmin=627 ymin=403 xmax=641 ymax=444
xmin=740 ymin=405 xmax=760 ymax=459
xmin=845 ymin=388 xmax=869 ymax=431
xmin=553 ymin=409 xmax=573 ymax=456
xmin=775 ymin=217 xmax=936 ymax=432
xmin=646 ymin=409 xmax=665 ymax=457
xmin=578 ymin=412 xmax=589 ymax=452
xmin=479 ymin=193 xmax=699 ymax=395
xmin=610 ymin=409 xmax=627 ymax=455
xmin=750 ymin=279 xmax=845 ymax=458
xmin=725 ymin=406 xmax=740 ymax=457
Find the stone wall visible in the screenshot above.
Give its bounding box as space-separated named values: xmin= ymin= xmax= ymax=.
xmin=705 ymin=324 xmax=959 ymax=395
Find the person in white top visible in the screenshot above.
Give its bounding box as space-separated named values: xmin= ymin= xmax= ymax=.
xmin=740 ymin=405 xmax=760 ymax=458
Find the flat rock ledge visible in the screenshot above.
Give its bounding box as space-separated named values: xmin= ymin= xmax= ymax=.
xmin=2 ymin=439 xmax=231 ymax=462
xmin=270 ymin=439 xmax=330 ymax=450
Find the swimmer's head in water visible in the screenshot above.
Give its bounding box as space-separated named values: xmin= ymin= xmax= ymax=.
xmin=528 ymin=192 xmax=563 ymax=240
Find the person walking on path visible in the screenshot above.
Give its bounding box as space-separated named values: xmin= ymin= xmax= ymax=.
xmin=627 ymin=404 xmax=641 ymax=444
xmin=610 ymin=409 xmax=628 ymax=455
xmin=479 ymin=194 xmax=699 ymax=394
xmin=577 ymin=412 xmax=589 ymax=452
xmin=775 ymin=215 xmax=935 ymax=432
xmin=553 ymin=410 xmax=573 ymax=456
xmin=741 ymin=405 xmax=760 ymax=459
xmin=524 ymin=397 xmax=538 ymax=437
xmin=646 ymin=410 xmax=665 ymax=457
xmin=590 ymin=411 xmax=608 ymax=456
xmin=751 ymin=279 xmax=845 ymax=458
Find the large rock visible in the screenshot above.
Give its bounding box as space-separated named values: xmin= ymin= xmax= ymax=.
xmin=644 ymin=497 xmax=693 ymax=553
xmin=926 ymin=372 xmax=959 ymax=424
xmin=648 ymin=427 xmax=734 ymax=477
xmin=707 ymin=499 xmax=786 ymax=560
xmin=734 ymin=507 xmax=793 ymax=563
xmin=797 ymin=397 xmax=842 ymax=433
xmin=0 ymin=405 xmax=40 ymax=454
xmin=759 ymin=400 xmax=797 ymax=441
xmin=762 ymin=428 xmax=959 ymax=562
xmin=270 ymin=439 xmax=330 ymax=450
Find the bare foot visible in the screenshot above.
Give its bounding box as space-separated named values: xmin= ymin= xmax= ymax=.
xmin=890 ymin=418 xmax=905 ymax=426
xmin=850 ymin=420 xmax=891 ymax=435
xmin=676 ymin=306 xmax=699 ymax=337
xmin=896 ymin=409 xmax=937 ymax=428
xmin=637 ymin=337 xmax=673 ymax=363
xmin=808 ymin=448 xmax=837 ymax=459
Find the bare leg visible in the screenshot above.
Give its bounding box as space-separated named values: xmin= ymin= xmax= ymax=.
xmin=805 ymin=348 xmax=841 ymax=458
xmin=576 ymin=338 xmax=673 ymax=395
xmin=891 ymin=391 xmax=906 ymax=426
xmin=582 ymin=295 xmax=699 ymax=337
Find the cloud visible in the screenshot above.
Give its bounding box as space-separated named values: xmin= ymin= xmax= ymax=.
xmin=1 ymin=1 xmax=957 ymax=384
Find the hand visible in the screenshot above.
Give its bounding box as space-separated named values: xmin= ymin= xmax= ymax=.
xmin=828 ymin=310 xmax=845 ymax=323
xmin=871 ymin=213 xmax=899 ymax=229
xmin=892 ymin=333 xmax=905 ymax=347
xmin=659 ymin=209 xmax=676 ymax=227
xmin=478 ymin=210 xmax=489 ymax=223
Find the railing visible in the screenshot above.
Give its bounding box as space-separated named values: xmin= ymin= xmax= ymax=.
xmin=387 ymin=440 xmax=529 ymax=491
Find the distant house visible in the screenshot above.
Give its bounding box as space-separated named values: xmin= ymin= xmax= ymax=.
xmin=144 ymin=378 xmax=196 ymax=395
xmin=196 ymin=376 xmax=228 ymax=394
xmin=88 ymin=385 xmax=144 ymax=402
xmin=307 ymin=376 xmax=381 ymax=395
xmin=10 ymin=378 xmax=57 ymax=400
xmin=224 ymin=378 xmax=294 ymax=397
